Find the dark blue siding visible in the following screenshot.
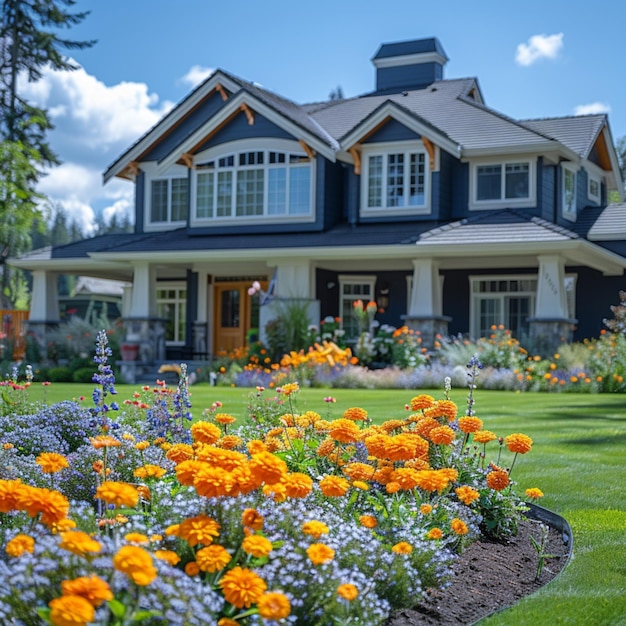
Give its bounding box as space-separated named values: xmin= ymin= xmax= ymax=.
xmin=322 ymin=159 xmax=344 ymax=228
xmin=577 ymin=169 xmax=588 ymax=210
xmin=143 ymin=91 xmax=226 ymax=162
xmin=376 ymin=62 xmax=443 ymax=93
xmin=437 ymin=150 xmax=458 ymax=219
xmin=135 ymin=171 xmax=145 ymax=233
xmin=451 ymin=162 xmax=469 ymax=219
xmin=540 ymin=160 xmax=556 ymax=222
xmin=194 ymin=112 xmax=293 ymax=153
xmin=362 ymin=119 xmax=421 ymax=143
xmin=430 ymin=171 xmax=440 ymax=219
xmin=186 ymin=270 xmax=198 ymax=347
xmin=346 ymin=168 xmax=359 ymax=226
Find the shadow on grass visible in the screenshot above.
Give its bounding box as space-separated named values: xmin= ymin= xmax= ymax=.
xmin=561 ymin=432 xmax=626 ymax=446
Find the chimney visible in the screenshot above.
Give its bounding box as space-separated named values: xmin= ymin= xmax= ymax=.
xmin=372 ymin=37 xmax=448 ymax=94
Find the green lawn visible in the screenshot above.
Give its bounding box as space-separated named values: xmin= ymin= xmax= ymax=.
xmin=24 ymin=382 xmax=626 ymax=625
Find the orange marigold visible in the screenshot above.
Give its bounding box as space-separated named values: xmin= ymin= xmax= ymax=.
xmin=420 ymin=504 xmax=433 ymax=514
xmin=190 ymin=421 xmax=221 ymax=445
xmin=0 ymin=478 xmax=26 ymax=513
xmin=455 ymin=485 xmax=480 ymax=505
xmin=185 ymin=561 xmax=200 ymax=577
xmin=427 ymin=528 xmax=443 ymax=540
xmin=242 ymin=508 xmax=264 ymax=530
xmin=409 ymin=394 xmax=435 ymax=411
xmin=219 ymin=566 xmax=267 ymax=608
xmin=301 ymin=520 xmax=329 ymax=538
xmin=248 ymin=451 xmax=288 ymax=485
xmin=390 ymin=467 xmax=421 ymax=491
xmin=133 ymin=464 xmax=166 ymax=479
xmin=329 ymin=418 xmax=360 ymax=444
xmin=246 ymin=439 xmax=267 ymax=455
xmin=392 ymin=541 xmax=413 ymax=554
xmin=112 ymin=545 xmax=157 ymax=586
xmin=49 ymin=594 xmax=94 ymax=626
xmin=359 ymin=514 xmax=377 ymax=529
xmin=428 ymin=425 xmax=456 ymax=446
xmin=342 ymin=462 xmax=375 ymax=482
xmin=458 ymin=416 xmax=484 ymax=433
xmin=154 ymin=550 xmax=181 ymax=566
xmin=242 ymin=534 xmax=273 ymax=558
xmin=306 ymin=542 xmax=335 ymax=565
xmin=192 ymin=464 xmax=233 ymax=498
xmin=16 ymin=486 xmax=70 ymax=526
xmin=5 ymin=534 xmax=35 ymax=557
xmin=35 ymin=452 xmax=69 ymax=474
xmin=166 ymin=443 xmax=195 ymax=464
xmin=90 ymin=435 xmax=120 ymax=449
xmin=525 ymin=487 xmax=544 ymax=499
xmin=473 ymin=430 xmax=497 ymax=444
xmin=178 ymin=514 xmax=221 ymax=547
xmin=451 ymin=518 xmax=469 ymax=535
xmin=257 ymin=592 xmax=291 ymax=620
xmin=95 ymin=482 xmax=139 ymax=508
xmin=316 ymin=437 xmax=336 ymax=457
xmin=319 ymin=475 xmax=350 ymax=497
xmin=215 ymin=413 xmax=236 ymax=425
xmin=486 ymin=469 xmax=510 ymax=491
xmin=343 ymin=406 xmax=368 ymax=421
xmin=196 ymin=544 xmax=232 ymax=572
xmin=59 ymin=531 xmax=102 ymax=556
xmin=283 ymin=472 xmax=313 ymax=498
xmin=505 ymin=433 xmax=533 ymax=454
xmin=61 ymin=575 xmax=113 ymax=607
xmin=337 ymin=583 xmax=359 ymax=601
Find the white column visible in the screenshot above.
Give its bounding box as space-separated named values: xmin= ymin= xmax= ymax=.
xmin=408 ymin=259 xmax=442 ymax=317
xmin=196 ymin=269 xmax=209 ymax=322
xmin=535 ymin=255 xmax=569 ymax=318
xmin=29 ymin=271 xmax=59 ymax=322
xmin=273 ymin=259 xmax=313 ymax=298
xmin=128 ymin=261 xmax=157 ymax=317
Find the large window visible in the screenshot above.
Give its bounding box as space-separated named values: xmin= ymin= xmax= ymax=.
xmin=362 ymin=147 xmax=428 ymax=213
xmin=339 ymin=276 xmax=376 ymax=340
xmin=472 ymin=160 xmax=533 ymax=208
xmin=193 ymin=149 xmax=312 ymax=221
xmin=562 ymin=164 xmax=577 ymax=220
xmin=150 ymin=177 xmax=188 ymax=224
xmin=157 ymin=284 xmax=187 ymax=344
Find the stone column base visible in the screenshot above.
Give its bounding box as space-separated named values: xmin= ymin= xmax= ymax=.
xmin=401 ymin=315 xmax=452 ymax=349
xmin=527 ymin=318 xmax=577 ymax=357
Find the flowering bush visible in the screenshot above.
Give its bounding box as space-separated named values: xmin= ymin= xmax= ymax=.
xmin=0 ymin=334 xmax=542 ymax=625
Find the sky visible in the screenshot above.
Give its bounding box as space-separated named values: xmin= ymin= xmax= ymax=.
xmin=20 ymin=0 xmax=626 ymax=234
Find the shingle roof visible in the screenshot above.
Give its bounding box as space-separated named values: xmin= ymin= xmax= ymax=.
xmin=585 ymin=203 xmax=626 ymax=239
xmin=372 ymin=38 xmax=448 ymax=60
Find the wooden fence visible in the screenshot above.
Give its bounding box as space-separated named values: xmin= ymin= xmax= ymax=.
xmin=0 ymin=310 xmax=29 ymax=361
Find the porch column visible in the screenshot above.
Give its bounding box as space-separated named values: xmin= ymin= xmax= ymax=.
xmin=128 ymin=261 xmax=156 ymax=318
xmin=528 ymin=255 xmax=576 ymax=355
xmin=403 ymin=258 xmax=450 ymax=347
xmin=27 ymin=270 xmax=60 ymax=361
xmin=193 ymin=268 xmax=209 ymax=357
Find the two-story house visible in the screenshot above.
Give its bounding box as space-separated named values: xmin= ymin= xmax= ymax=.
xmin=13 ymin=37 xmax=626 ymax=369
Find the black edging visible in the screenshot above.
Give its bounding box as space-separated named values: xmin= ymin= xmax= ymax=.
xmin=469 ymin=503 xmax=574 ymax=625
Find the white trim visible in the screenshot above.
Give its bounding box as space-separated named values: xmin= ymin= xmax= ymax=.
xmin=142 ymin=163 xmax=189 ymax=232
xmin=469 ymin=157 xmax=536 ymax=210
xmin=372 ymin=51 xmax=448 ymax=69
xmin=587 ymin=172 xmax=601 ymax=204
xmin=561 ymin=163 xmax=577 ymax=222
xmin=156 ymin=281 xmax=187 ymax=345
xmin=338 ymin=274 xmax=377 ymax=339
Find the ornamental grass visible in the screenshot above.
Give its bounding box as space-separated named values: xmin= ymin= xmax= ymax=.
xmin=1 ymin=332 xmax=545 ymax=625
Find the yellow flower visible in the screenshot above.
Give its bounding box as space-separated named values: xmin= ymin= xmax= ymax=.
xmin=329 ymin=418 xmax=360 ymax=443
xmin=505 ymin=433 xmax=533 ymax=454
xmin=242 ymin=534 xmax=273 ymax=558
xmin=133 ymin=464 xmax=166 ymax=479
xmin=279 ymin=382 xmax=300 ymax=396
xmin=343 ymin=406 xmax=368 ymax=421
xmin=215 ymin=413 xmax=236 ymax=425
xmin=190 ymin=421 xmax=221 ymax=445
xmin=257 ymin=591 xmax=291 ymax=620
xmin=473 ymin=430 xmax=497 ymax=444
xmin=124 ymin=532 xmax=149 ymax=544
xmin=427 ymin=528 xmax=443 ymax=540
xmin=306 ymin=543 xmax=335 ymax=565
xmin=61 ymin=575 xmax=114 ymax=607
xmin=36 ymin=452 xmax=69 ymax=473
xmin=248 ymin=451 xmax=288 ymax=485
xmin=49 ymin=594 xmax=95 ymax=626
xmin=5 ymin=534 xmax=35 ymax=557
xmin=301 ymin=520 xmax=329 ymax=538
xmin=359 ymin=515 xmax=377 ymax=529
xmin=218 ymin=619 xmax=239 ymax=626
xmin=59 ymin=531 xmax=102 ymax=556
xmin=94 ymin=481 xmax=139 ymax=508
xmin=89 ymin=435 xmax=121 ymax=449
xmin=409 ymin=394 xmax=435 ymax=411
xmin=178 ymin=514 xmax=221 ymax=547
xmin=154 ymin=550 xmax=181 ymax=566
xmin=112 ymin=545 xmax=157 ymax=586
xmin=337 ymin=583 xmax=359 ymax=601
xmin=283 ymin=472 xmax=313 ymax=498
xmin=219 ymin=566 xmax=267 ymax=608
xmin=458 ymin=416 xmax=484 ymax=433
xmin=420 ymin=503 xmax=433 ymax=515
xmin=428 ymin=425 xmax=456 ymax=445
xmin=242 ymin=508 xmax=264 ymax=530
xmin=455 ymin=486 xmax=480 ymax=505
xmin=451 ymin=518 xmax=469 ymax=535
xmin=525 ymin=487 xmax=544 ymax=499
xmin=195 ymin=544 xmax=233 ymax=572
xmin=392 ymin=541 xmax=413 ymax=554
xmin=319 ymin=475 xmax=350 ymax=497
xmin=342 ymin=462 xmax=375 ymax=481
xmin=166 ymin=443 xmax=195 ymax=464
xmin=134 ymin=441 xmax=150 ymax=451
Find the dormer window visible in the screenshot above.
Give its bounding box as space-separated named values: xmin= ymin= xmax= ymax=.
xmin=361 ymin=143 xmax=429 ymax=215
xmin=470 ymin=159 xmax=535 ymax=210
xmin=588 ymin=174 xmax=601 ymax=204
xmin=562 ymin=164 xmax=577 ymax=221
xmin=150 ymin=176 xmax=188 ymax=224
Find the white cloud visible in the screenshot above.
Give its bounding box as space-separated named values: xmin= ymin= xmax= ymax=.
xmin=179 ymin=65 xmax=214 ymax=88
xmin=574 ymin=102 xmax=611 ymax=115
xmin=515 ymin=33 xmax=564 ymax=66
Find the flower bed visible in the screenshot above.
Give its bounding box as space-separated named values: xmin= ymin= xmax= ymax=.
xmin=0 ymin=332 xmax=545 ymax=625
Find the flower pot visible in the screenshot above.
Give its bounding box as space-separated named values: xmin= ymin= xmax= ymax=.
xmin=121 ymin=343 xmax=139 ymax=361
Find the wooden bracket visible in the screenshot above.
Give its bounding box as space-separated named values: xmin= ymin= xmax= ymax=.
xmin=349 ymin=146 xmax=362 ymax=175
xmin=422 ymin=137 xmax=436 ymax=170
xmin=180 ymin=153 xmax=194 ymax=169
xmin=298 ymin=140 xmax=316 ymax=159
xmin=123 ymin=161 xmax=141 ymax=178
xmin=215 ymin=82 xmax=229 ymax=102
xmin=240 ymin=103 xmax=255 ymax=125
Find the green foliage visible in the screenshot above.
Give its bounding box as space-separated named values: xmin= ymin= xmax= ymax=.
xmin=264 ymin=298 xmax=312 ymax=361
xmin=72 ymin=366 xmax=96 ymax=383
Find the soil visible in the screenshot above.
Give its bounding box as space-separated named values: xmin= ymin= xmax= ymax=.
xmin=387 ymin=518 xmax=570 ymax=625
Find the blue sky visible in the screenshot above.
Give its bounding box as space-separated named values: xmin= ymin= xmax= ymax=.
xmin=23 ymin=0 xmax=626 ymax=232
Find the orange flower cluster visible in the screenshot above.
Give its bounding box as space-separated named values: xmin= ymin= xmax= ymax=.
xmin=0 ymin=479 xmax=69 ymax=527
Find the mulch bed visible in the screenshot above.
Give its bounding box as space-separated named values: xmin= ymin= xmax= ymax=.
xmin=387 ymin=517 xmax=570 ymax=625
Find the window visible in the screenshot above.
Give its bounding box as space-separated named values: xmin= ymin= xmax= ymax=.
xmin=363 ymin=147 xmax=428 ymax=213
xmin=588 ymin=174 xmax=601 ymax=204
xmin=192 ymin=149 xmax=312 ymax=222
xmin=475 ymin=162 xmax=530 ymax=203
xmin=150 ymin=177 xmax=188 ymax=224
xmin=339 ymin=276 xmax=376 ymax=340
xmin=157 ymin=284 xmax=187 ymax=344
xmin=562 ymin=164 xmax=577 ymax=220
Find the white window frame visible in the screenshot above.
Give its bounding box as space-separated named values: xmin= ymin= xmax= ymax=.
xmin=190 ymin=138 xmax=315 ymax=227
xmin=360 ymin=141 xmax=430 ymax=217
xmin=562 ymin=163 xmax=577 ymax=221
xmin=469 ymin=158 xmax=535 ymax=210
xmin=338 ymin=275 xmax=376 ymax=340
xmin=144 ymin=164 xmax=189 ymax=232
xmin=587 ymin=172 xmax=601 ymax=205
xmin=156 ymin=282 xmax=187 ymax=345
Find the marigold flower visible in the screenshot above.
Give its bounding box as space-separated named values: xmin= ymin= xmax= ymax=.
xmin=451 ymin=518 xmax=469 ymax=535
xmin=392 ymin=541 xmax=413 ymax=554
xmin=458 ymin=416 xmax=484 ymax=433
xmin=185 ymin=561 xmax=200 ymax=576
xmin=219 ymin=566 xmax=267 ymax=608
xmin=473 ymin=430 xmax=497 ymax=444
xmin=329 ymin=418 xmax=360 ymax=443
xmin=301 ymin=520 xmax=329 ymax=538
xmin=257 ymin=591 xmax=291 ymax=620
xmin=342 ymin=462 xmax=375 ymax=482
xmin=190 ymin=421 xmax=221 ymax=445
xmin=409 ymin=394 xmax=435 ymax=411
xmin=413 ymin=417 xmax=441 ymax=438
xmin=218 ymin=619 xmax=239 ymax=626
xmin=196 ymin=544 xmax=232 ymax=572
xmin=59 ymin=531 xmax=102 ymax=556
xmin=283 ymin=472 xmax=313 ymax=498
xmin=248 ymin=451 xmax=288 ymax=485
xmin=306 ymin=542 xmax=336 ymax=565
xmin=316 ymin=437 xmax=336 ymax=457
xmin=505 ymin=433 xmax=533 ymax=454
xmin=427 ymin=528 xmax=443 ymax=540
xmin=133 ymin=464 xmax=166 ymax=479
xmin=343 ymin=406 xmax=368 ymax=421
xmin=279 ymin=382 xmax=300 ymax=396
xmin=124 ymin=532 xmax=149 ymax=544
xmin=428 ymin=425 xmax=456 ymax=445
xmin=61 ymin=575 xmax=113 ymax=607
xmin=95 ymin=481 xmax=139 ymax=508
xmin=166 ymin=443 xmax=195 ymax=464
xmin=215 ymin=413 xmax=236 ymax=425
xmin=175 ymin=459 xmax=204 ymax=486
xmin=337 ymin=583 xmax=359 ymax=601
xmin=90 ymin=435 xmax=121 ymax=449
xmin=192 ymin=464 xmax=234 ymax=498
xmin=455 ymin=485 xmax=480 ymax=505
xmin=386 ymin=433 xmax=429 ymax=462
xmin=414 ymin=469 xmax=453 ymax=492
xmin=36 ymin=452 xmax=69 ymax=473
xmin=134 ymin=441 xmax=150 ymax=451
xmin=16 ymin=486 xmax=70 ymax=526
xmin=486 ymin=469 xmax=510 ymax=491
xmin=359 ymin=514 xmax=377 ymax=529
xmin=5 ymin=534 xmax=34 ymax=557
xmin=49 ymin=594 xmax=95 ymax=626
xmin=112 ymin=545 xmax=157 ymax=586
xmin=242 ymin=534 xmax=273 ymax=558
xmin=525 ymin=487 xmax=544 ymax=499
xmin=242 ymin=508 xmax=264 ymax=530
xmin=420 ymin=503 xmax=433 ymax=515
xmin=319 ymin=475 xmax=350 ymax=497
xmin=154 ymin=550 xmax=181 ymax=566
xmin=246 ymin=439 xmax=267 ymax=455
xmin=178 ymin=514 xmax=221 ymax=547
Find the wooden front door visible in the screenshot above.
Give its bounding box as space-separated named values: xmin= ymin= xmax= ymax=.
xmin=213 ymin=283 xmax=247 ymax=353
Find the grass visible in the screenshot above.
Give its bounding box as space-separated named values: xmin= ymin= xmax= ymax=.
xmin=19 ymin=381 xmax=626 ymax=625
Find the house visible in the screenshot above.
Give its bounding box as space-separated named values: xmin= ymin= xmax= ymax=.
xmin=11 ymin=37 xmax=626 ymax=370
